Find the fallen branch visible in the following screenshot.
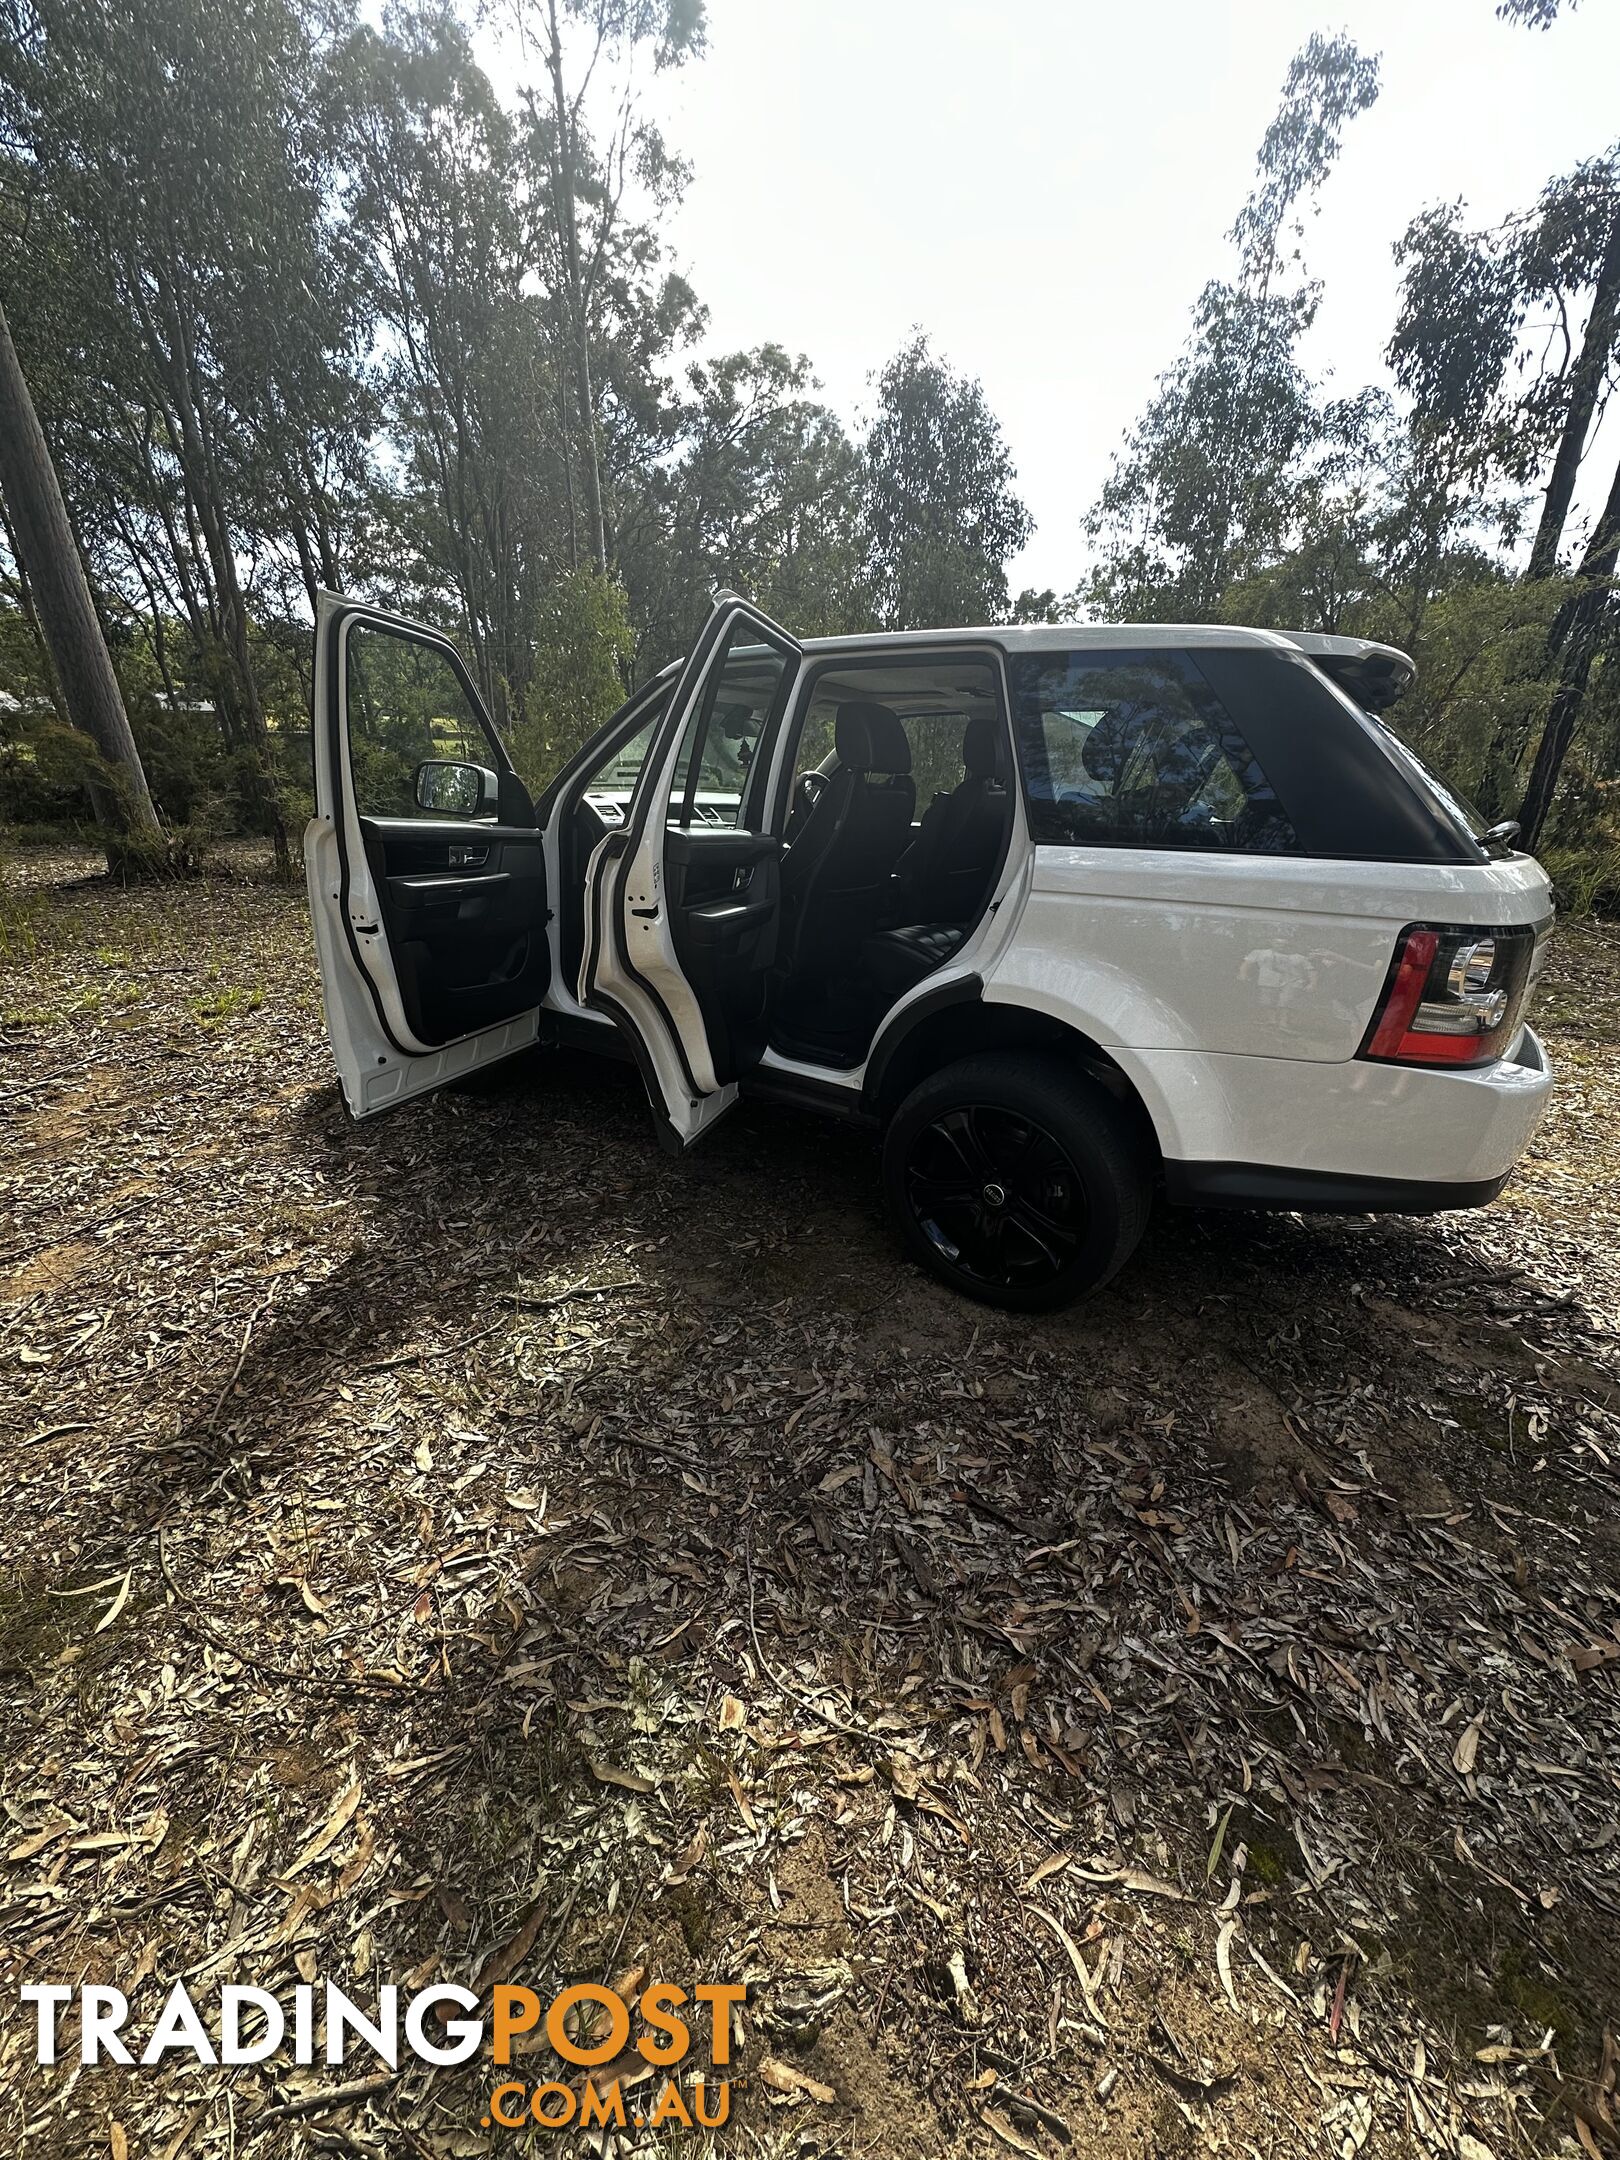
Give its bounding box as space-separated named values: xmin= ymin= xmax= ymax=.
xmin=259 ymin=2071 xmax=396 ymax=2124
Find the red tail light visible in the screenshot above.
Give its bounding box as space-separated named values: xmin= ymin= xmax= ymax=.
xmin=1360 ymin=923 xmax=1539 ymax=1068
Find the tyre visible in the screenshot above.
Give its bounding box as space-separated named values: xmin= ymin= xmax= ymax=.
xmin=882 ymin=1052 xmax=1151 ymax=1310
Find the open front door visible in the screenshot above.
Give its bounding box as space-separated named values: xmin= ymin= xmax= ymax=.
xmin=581 ymin=594 xmax=801 ymax=1148
xmin=305 ymin=592 xmax=549 ymax=1118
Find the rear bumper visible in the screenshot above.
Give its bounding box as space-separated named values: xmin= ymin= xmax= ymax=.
xmin=1163 ymin=1159 xmax=1512 ymax=1215
xmin=1144 ymin=1025 xmax=1553 ymax=1208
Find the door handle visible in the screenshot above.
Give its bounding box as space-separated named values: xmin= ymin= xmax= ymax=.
xmin=687 ymin=898 xmax=772 ymax=945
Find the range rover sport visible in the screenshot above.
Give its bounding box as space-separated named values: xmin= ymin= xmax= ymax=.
xmin=304 ymin=590 xmax=1553 ymax=1309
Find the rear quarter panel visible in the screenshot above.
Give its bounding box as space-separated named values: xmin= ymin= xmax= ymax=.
xmin=987 ymin=846 xmax=1553 ymax=1062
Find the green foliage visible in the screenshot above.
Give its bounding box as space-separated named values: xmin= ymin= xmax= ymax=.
xmin=1087 ymin=35 xmax=1380 ymax=619
xmin=188 ymin=982 xmax=264 ymax=1024
xmin=1388 ymin=154 xmax=1620 ymax=553
xmin=618 ymin=344 xmax=872 ymax=669
xmin=104 ymin=820 xmax=217 ymax=882
xmin=1540 ymin=837 xmax=1620 ymax=914
xmin=1078 ymin=24 xmax=1619 ymax=900
xmin=1216 ymin=558 xmax=1565 ymax=805
xmin=332 ymin=6 xmax=563 ymax=724
xmin=862 ymin=333 xmax=1033 ymax=630
xmin=511 ymin=569 xmax=635 ymax=788
xmin=2 ymin=0 xmax=1615 ymax=906
xmin=0 ymin=0 xmax=1035 ymax=849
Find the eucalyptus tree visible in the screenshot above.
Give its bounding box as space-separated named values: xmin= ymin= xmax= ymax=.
xmin=1389 ymin=152 xmax=1620 ymax=826
xmin=861 ymin=334 xmax=1033 ymax=631
xmin=1085 ymin=33 xmax=1380 ymax=618
xmin=0 ymin=293 xmax=159 ymax=850
xmin=616 ymin=342 xmax=868 ymax=667
xmin=1522 ymin=164 xmax=1620 ymax=578
xmin=1389 ymin=154 xmax=1620 ymax=579
xmin=0 ymin=0 xmax=359 ymax=869
xmin=509 ymin=0 xmax=707 ymax=575
xmin=334 ymin=6 xmax=572 ymax=730
xmin=510 ymin=563 xmax=634 ymax=784
xmin=1519 ymin=463 xmax=1620 ymax=847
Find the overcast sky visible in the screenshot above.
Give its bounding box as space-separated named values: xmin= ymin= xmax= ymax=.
xmin=498 ymin=0 xmax=1620 ymax=598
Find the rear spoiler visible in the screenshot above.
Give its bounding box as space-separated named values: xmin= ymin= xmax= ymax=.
xmin=1278 ymin=631 xmax=1415 ymax=714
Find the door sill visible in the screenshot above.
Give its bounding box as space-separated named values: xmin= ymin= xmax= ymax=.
xmin=741 ymin=1064 xmax=876 ymax=1125
xmin=542 ymin=1008 xmax=635 ymax=1061
xmin=765 ymin=1029 xmax=867 ymax=1071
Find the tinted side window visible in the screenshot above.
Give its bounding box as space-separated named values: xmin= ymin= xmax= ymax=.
xmin=1193 ymin=648 xmax=1484 ymax=864
xmin=1008 ymin=650 xmax=1297 ymax=854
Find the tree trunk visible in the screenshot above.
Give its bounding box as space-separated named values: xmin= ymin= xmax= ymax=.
xmin=1518 ymin=448 xmax=1620 ymax=849
xmin=0 ymin=295 xmax=160 ymax=846
xmin=0 ymin=498 xmax=68 ymax=728
xmin=1526 ymin=208 xmax=1620 ymax=581
xmin=167 ymin=352 xmax=289 ymax=869
xmin=546 ymin=1 xmax=608 ymax=575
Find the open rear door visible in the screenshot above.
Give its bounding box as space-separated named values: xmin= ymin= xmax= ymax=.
xmin=581 ymin=593 xmax=800 ymax=1148
xmin=305 ymin=592 xmax=549 ymax=1118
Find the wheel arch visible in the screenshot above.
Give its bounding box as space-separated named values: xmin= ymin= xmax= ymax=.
xmin=864 ymin=989 xmax=1164 ymax=1163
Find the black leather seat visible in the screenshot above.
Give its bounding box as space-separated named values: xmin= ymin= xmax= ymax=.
xmin=857 ymin=712 xmax=1012 ymax=1010
xmin=779 ymin=700 xmax=916 ymax=979
xmin=894 ymin=713 xmax=1008 ymax=922
xmin=862 ymin=922 xmax=969 ymax=1006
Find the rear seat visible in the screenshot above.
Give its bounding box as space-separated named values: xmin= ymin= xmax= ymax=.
xmin=861 ymin=922 xmax=970 ymax=1005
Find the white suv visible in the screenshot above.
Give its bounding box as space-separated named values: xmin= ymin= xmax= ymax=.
xmin=305 ymin=590 xmax=1554 ymax=1309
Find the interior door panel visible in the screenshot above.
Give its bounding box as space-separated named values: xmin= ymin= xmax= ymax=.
xmin=581 ymin=593 xmax=803 ymax=1146
xmin=663 ymin=826 xmax=782 ymax=1082
xmin=304 ymin=591 xmax=552 ymax=1118
xmin=361 ymin=817 xmax=548 ymax=1046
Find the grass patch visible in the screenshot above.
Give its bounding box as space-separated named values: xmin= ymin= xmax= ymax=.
xmin=189 ymin=984 xmax=264 ymax=1025
xmin=0 ymin=1567 xmax=71 ymax=1675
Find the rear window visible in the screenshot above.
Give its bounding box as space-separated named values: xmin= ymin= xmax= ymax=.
xmin=1364 ymin=713 xmax=1496 ymax=854
xmin=1008 ymin=649 xmax=1297 ymax=853
xmin=1192 ymin=647 xmax=1485 ymax=865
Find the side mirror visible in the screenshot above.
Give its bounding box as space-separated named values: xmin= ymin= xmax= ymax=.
xmin=414 ymin=759 xmax=498 ymax=818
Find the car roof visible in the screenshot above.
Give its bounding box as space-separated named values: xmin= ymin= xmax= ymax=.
xmin=791 ymin=622 xmax=1417 ymax=708
xmin=797 ymin=622 xmax=1398 ymax=662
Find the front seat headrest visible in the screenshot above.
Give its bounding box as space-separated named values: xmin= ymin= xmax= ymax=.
xmin=962 ymin=713 xmax=1002 ymax=780
xmin=835 ymin=700 xmax=911 ymax=775
xmin=1080 ymin=708 xmax=1141 ymax=791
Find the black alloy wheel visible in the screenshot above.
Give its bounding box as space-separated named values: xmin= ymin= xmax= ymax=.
xmin=882 ymin=1052 xmax=1151 ymax=1310
xmin=904 ymin=1103 xmax=1086 ymax=1292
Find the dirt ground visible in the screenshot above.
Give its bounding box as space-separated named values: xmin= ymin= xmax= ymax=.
xmin=1 ymin=844 xmax=1618 ymax=2160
